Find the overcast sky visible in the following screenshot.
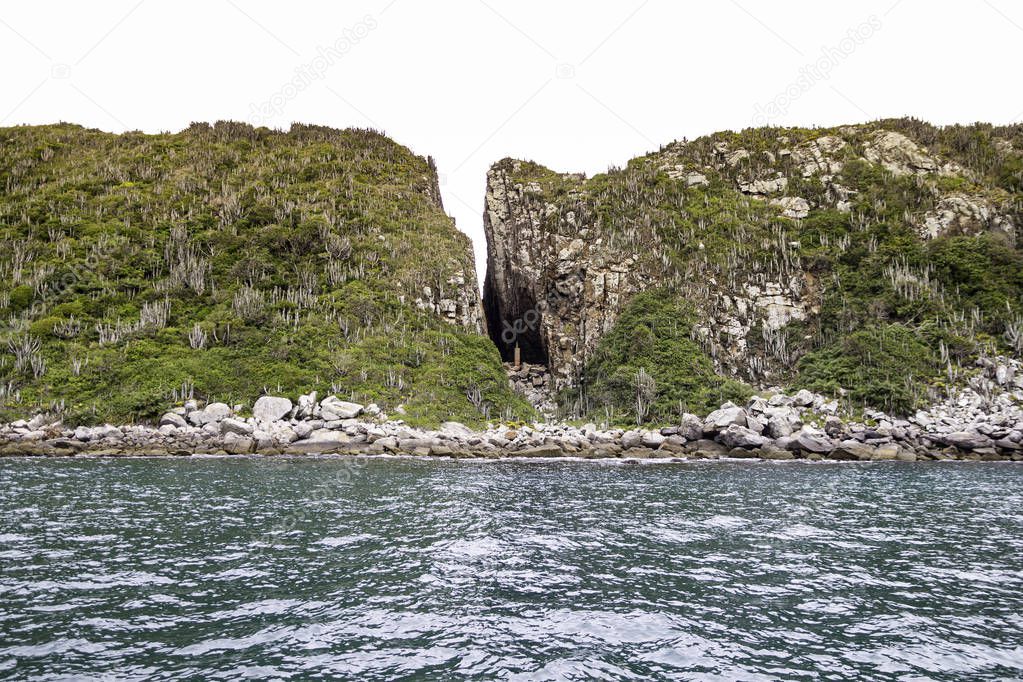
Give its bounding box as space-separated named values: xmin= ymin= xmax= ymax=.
xmin=2 ymin=0 xmax=1020 ymax=281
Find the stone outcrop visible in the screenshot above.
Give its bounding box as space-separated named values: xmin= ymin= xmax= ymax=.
xmin=482 ymin=161 xmax=652 ymax=389
xmin=918 ymin=194 xmax=1016 ymax=243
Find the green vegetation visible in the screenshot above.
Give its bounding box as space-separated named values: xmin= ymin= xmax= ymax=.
xmin=568 ymin=290 xmax=751 ymax=425
xmin=796 ymin=324 xmax=940 ymax=415
xmin=0 ymin=122 xmax=531 ymax=426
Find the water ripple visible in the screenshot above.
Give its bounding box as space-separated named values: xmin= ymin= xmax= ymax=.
xmin=0 ymin=458 xmax=1022 ymax=680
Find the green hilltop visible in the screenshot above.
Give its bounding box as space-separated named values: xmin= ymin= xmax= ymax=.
xmin=0 ymin=122 xmax=530 ymax=426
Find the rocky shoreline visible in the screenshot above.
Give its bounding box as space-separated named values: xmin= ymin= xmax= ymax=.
xmin=3 ymin=357 xmax=1022 ymax=462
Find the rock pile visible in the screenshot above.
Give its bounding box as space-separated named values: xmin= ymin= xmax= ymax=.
xmin=2 ymin=360 xmax=1021 ymax=461
xmin=504 ymin=362 xmax=557 ymax=417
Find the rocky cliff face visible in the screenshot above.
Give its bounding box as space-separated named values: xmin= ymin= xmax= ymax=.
xmin=482 ymin=161 xmax=653 ymax=389
xmin=482 ymin=119 xmax=1023 ymax=418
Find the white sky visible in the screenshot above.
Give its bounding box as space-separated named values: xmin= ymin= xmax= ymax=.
xmin=2 ymin=0 xmax=1021 ymax=282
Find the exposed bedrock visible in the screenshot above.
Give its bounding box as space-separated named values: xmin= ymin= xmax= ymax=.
xmin=482 ymin=161 xmax=650 ymax=390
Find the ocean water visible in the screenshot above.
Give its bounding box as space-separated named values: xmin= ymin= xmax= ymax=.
xmin=1 ymin=457 xmax=1022 ymax=681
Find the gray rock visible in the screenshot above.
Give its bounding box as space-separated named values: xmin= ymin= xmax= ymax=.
xmin=824 ymin=415 xmax=845 ymax=438
xmin=761 ymin=445 xmax=795 ymax=460
xmin=93 ymin=425 xmax=123 ymax=441
xmin=745 ymin=415 xmax=767 ymax=434
xmin=287 ymin=429 xmax=351 ymax=454
xmin=686 ymin=439 xmax=729 ymax=457
xmin=641 ymin=431 xmax=666 ymax=448
xmin=188 ymin=402 xmax=232 ymax=426
xmin=679 ymin=413 xmax=704 ymax=440
xmin=160 ymin=412 xmax=188 ymax=428
xmin=514 ymin=444 xmax=563 ymax=458
xmin=620 ymin=431 xmax=644 ymax=449
xmin=829 ymin=440 xmax=875 ymax=461
xmin=220 ymin=418 xmax=254 ymax=436
xmin=792 ymin=389 xmax=815 ymax=407
xmin=440 ymin=421 xmax=473 ymax=438
xmin=943 ymin=430 xmax=991 ymax=450
xmin=766 ymin=414 xmax=794 ymax=439
xmin=795 ymin=428 xmax=832 ymax=453
xmin=746 ymin=396 xmax=768 ymax=414
xmin=223 ymin=432 xmax=255 ymax=454
xmin=398 ymin=437 xmax=438 ymax=451
xmin=253 ymin=396 xmax=293 ymax=423
xmin=296 ymin=392 xmax=319 ymax=419
xmin=320 ymin=396 xmax=364 ymax=420
xmin=704 ymin=404 xmax=747 ymax=432
xmin=717 ymin=424 xmax=768 ymax=449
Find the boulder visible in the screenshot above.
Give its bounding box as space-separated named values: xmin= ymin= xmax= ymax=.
xmin=159 ymin=412 xmax=188 ymax=428
xmin=703 ymin=403 xmax=747 ymax=432
xmin=253 ymin=396 xmax=293 ymax=423
xmin=760 ymin=445 xmax=795 ymax=460
xmin=792 ymin=389 xmax=814 ymax=407
xmin=620 ymin=430 xmax=644 ymax=449
xmin=717 ymin=424 xmax=768 ymax=449
xmin=943 ymin=431 xmax=991 ymax=451
xmin=92 ymin=425 xmax=123 ymax=441
xmin=188 ymin=402 xmax=232 ymax=426
xmin=794 ymin=428 xmax=832 ymax=453
xmin=746 ymin=414 xmax=767 ymax=434
xmin=641 ymin=431 xmax=666 ymax=448
xmin=296 ymin=392 xmax=319 ymax=419
xmin=440 ymin=421 xmax=473 ymax=438
xmin=223 ymin=432 xmax=255 ymax=454
xmin=872 ymin=444 xmax=900 ymax=461
xmin=514 ymin=444 xmax=563 ymax=458
xmin=286 ymin=429 xmax=351 ymax=454
xmin=679 ymin=413 xmax=704 ymax=441
xmin=824 ymin=415 xmax=846 ymax=438
xmin=766 ymin=413 xmax=795 ymax=439
xmin=320 ymin=397 xmax=364 ymax=421
xmin=829 ymin=440 xmax=875 ymax=461
xmin=686 ymin=439 xmax=729 ymax=458
xmin=220 ymin=418 xmax=254 ymax=436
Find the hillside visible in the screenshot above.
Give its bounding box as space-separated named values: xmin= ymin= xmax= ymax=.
xmin=482 ymin=119 xmax=1023 ymax=422
xmin=0 ymin=122 xmax=530 ymax=426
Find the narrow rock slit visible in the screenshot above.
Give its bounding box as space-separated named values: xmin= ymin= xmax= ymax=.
xmin=483 ymin=281 xmax=549 ymax=365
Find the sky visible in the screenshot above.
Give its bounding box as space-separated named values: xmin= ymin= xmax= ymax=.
xmin=2 ymin=0 xmax=1021 ymax=282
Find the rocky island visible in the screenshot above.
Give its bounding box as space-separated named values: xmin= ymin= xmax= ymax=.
xmin=1 ymin=118 xmax=1021 ymax=461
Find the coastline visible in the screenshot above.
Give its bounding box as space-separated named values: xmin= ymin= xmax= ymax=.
xmin=3 ymin=376 xmax=1021 ymax=462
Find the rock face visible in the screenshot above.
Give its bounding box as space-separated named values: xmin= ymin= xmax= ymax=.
xmin=480 ymin=120 xmax=1022 ymax=409
xmin=482 ymin=161 xmax=651 ymax=389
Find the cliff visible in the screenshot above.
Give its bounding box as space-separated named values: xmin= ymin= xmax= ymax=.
xmin=483 ymin=119 xmax=1023 ymax=420
xmin=0 ymin=122 xmax=529 ymax=425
